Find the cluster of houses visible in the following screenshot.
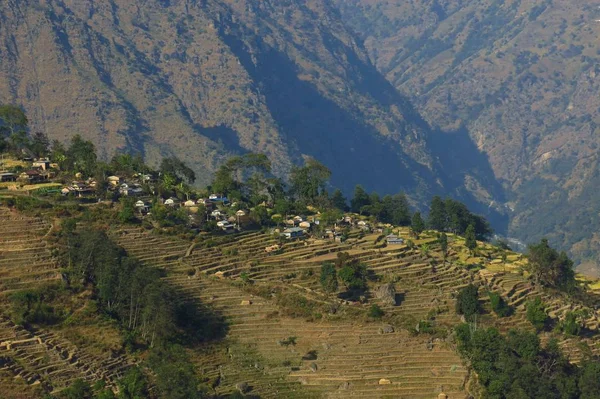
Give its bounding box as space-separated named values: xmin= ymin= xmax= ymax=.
xmin=61 ymin=179 xmax=96 ymax=197
xmin=0 ymin=158 xmax=56 ymax=184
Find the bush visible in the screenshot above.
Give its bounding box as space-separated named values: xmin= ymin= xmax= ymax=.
xmin=559 ymin=311 xmax=581 ymax=336
xmin=526 ymin=297 xmax=548 ymax=331
xmin=60 ymin=379 xmax=92 ymax=399
xmin=488 ymin=291 xmax=512 ymax=317
xmin=9 ymin=285 xmax=66 ymax=326
xmin=368 ymin=304 xmax=384 ymax=319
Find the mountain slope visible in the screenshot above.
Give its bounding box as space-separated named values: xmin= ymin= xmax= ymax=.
xmin=335 ymin=0 xmax=600 ymax=272
xmin=0 ymin=0 xmax=506 ymax=226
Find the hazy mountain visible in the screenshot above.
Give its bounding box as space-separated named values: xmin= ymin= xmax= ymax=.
xmin=0 ymin=0 xmax=506 ymax=226
xmin=335 ymin=0 xmax=600 ymax=273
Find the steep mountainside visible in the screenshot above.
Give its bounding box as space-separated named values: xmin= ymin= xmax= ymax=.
xmin=335 ymin=0 xmax=600 ymax=273
xmin=0 ymin=0 xmax=504 ymax=226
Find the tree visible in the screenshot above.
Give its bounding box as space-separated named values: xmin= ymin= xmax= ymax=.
xmin=66 ymin=135 xmax=97 ymax=176
xmin=0 ymin=105 xmax=27 ymax=136
xmin=61 ymin=378 xmax=93 ymax=399
xmin=411 ymin=212 xmax=425 ymax=238
xmin=428 ymin=196 xmax=447 ymax=231
xmin=350 ymin=185 xmax=370 ymax=214
xmin=559 ymin=311 xmax=581 ymax=336
xmin=148 ymin=345 xmax=204 ymax=399
xmin=338 ymin=262 xmax=368 ymax=291
xmin=211 ymin=164 xmax=238 ymax=196
xmin=117 ymin=367 xmax=149 ymax=399
xmin=579 ymin=361 xmax=600 ymax=398
xmin=439 ymin=233 xmax=448 ymax=263
xmin=118 ymin=197 xmax=137 ymax=224
xmin=488 ymin=291 xmax=511 ymax=317
xmin=526 ymin=297 xmax=548 ymax=331
xmin=320 ymin=262 xmax=338 ymax=296
xmin=456 ymin=284 xmax=480 ymax=321
xmin=381 ymin=193 xmax=411 ymax=226
xmin=506 ymin=330 xmax=540 ymax=361
xmin=331 ymin=189 xmax=347 ymax=211
xmin=527 ymin=238 xmax=575 ymax=292
xmin=50 ymin=140 xmax=67 ymax=168
xmin=160 ymin=156 xmax=196 ymax=185
xmin=464 ymin=224 xmax=477 ymax=251
xmin=29 ymin=132 xmax=50 ymax=158
xmin=320 ymin=208 xmax=342 ymax=228
xmin=289 ymin=157 xmax=331 ymax=203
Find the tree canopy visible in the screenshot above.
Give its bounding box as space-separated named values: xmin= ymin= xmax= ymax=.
xmin=290 ymin=157 xmax=331 ymax=204
xmin=527 ymin=238 xmax=576 ymax=292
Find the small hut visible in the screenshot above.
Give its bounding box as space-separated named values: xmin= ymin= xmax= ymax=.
xmin=299 ymin=221 xmax=311 ymax=229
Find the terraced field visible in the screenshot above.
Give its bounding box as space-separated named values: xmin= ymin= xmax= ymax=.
xmin=0 ymin=207 xmax=59 ymax=294
xmin=0 ymin=208 xmax=133 ymax=396
xmin=4 ymin=211 xmax=597 ymax=397
xmin=112 ymin=227 xmax=470 ymax=398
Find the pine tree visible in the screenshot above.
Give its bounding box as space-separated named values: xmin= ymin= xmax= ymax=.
xmin=465 ymin=224 xmax=477 ymax=251
xmin=439 ymin=233 xmax=448 ymax=263
xmin=411 ymin=212 xmax=425 ymax=238
xmin=331 ymin=189 xmax=347 ymax=211
xmin=320 ymin=263 xmax=338 ymax=296
xmin=391 ymin=193 xmax=411 ymax=226
xmin=350 ymin=185 xmax=370 ymax=214
xmin=428 ymin=195 xmax=447 ymax=231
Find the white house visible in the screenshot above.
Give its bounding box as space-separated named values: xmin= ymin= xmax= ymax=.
xmin=165 ymin=197 xmax=180 ymax=207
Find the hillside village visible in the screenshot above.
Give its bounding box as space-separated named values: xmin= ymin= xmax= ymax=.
xmin=2 ymin=109 xmax=600 ymax=398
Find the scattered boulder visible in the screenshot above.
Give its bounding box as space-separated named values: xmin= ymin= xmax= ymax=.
xmin=309 ymin=362 xmax=318 ymax=372
xmin=438 ymin=393 xmax=448 ymax=399
xmin=379 ymin=325 xmax=394 ymax=334
xmin=240 ymin=300 xmax=252 ymax=306
xmin=378 ymin=378 xmax=392 ymax=385
xmin=214 ymin=271 xmax=225 ymax=279
xmin=236 ymin=382 xmax=249 ymax=393
xmin=339 ymin=381 xmax=351 ymax=390
xmin=375 ymin=283 xmax=396 ymax=306
xmin=302 ymin=350 xmax=318 ymax=361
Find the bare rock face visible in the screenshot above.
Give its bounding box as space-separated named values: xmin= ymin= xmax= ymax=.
xmin=375 ymin=283 xmax=396 ymax=306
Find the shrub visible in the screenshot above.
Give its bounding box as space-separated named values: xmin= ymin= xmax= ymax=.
xmin=526 ymin=297 xmax=548 ymax=331
xmin=488 ymin=291 xmax=512 ymax=317
xmin=368 ymin=304 xmax=384 ymax=319
xmin=559 ymin=311 xmax=581 ymax=336
xmin=279 ymin=336 xmax=297 ymax=346
xmin=60 ymin=378 xmax=93 ymax=399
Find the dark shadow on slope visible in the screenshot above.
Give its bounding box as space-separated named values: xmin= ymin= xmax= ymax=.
xmin=220 ymin=31 xmax=425 ymax=195
xmin=200 ymin=124 xmax=248 ymax=156
xmin=428 ymin=127 xmax=509 ymax=234
xmin=174 ymin=295 xmax=229 ymax=345
xmin=318 ymin=29 xmax=509 ymax=233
